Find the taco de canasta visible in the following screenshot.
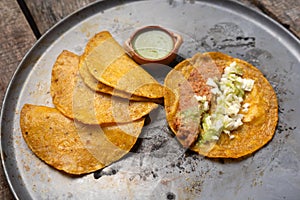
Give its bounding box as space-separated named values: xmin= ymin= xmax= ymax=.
xmin=20 ymin=104 xmax=145 ymax=175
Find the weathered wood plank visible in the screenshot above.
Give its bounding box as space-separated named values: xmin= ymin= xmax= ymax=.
xmin=25 ymin=0 xmax=300 ymax=39
xmin=0 ymin=1 xmax=36 ymax=100
xmin=0 ymin=0 xmax=36 ymax=199
xmin=253 ymin=0 xmax=300 ymax=38
xmin=26 ymin=0 xmax=258 ymax=35
xmin=24 ymin=0 xmax=98 ymax=35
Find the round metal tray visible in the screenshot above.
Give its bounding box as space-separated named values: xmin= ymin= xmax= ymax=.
xmin=1 ymin=0 xmax=300 ymax=199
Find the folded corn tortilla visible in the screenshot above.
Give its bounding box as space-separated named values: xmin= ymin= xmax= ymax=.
xmin=20 ymin=104 xmax=144 ymax=174
xmin=51 ymin=50 xmax=158 ymax=125
xmin=80 ymin=31 xmax=164 ymax=99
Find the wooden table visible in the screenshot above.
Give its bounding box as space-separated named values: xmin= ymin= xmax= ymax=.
xmin=0 ymin=0 xmax=299 ymax=199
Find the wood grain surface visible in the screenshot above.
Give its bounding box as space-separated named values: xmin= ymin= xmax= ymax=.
xmin=0 ymin=1 xmax=36 ymax=199
xmin=24 ymin=0 xmax=300 ymax=38
xmin=253 ymin=0 xmax=300 ymax=38
xmin=24 ymin=0 xmax=97 ymax=35
xmin=0 ymin=0 xmax=299 ymax=199
xmin=0 ymin=1 xmax=36 ymax=102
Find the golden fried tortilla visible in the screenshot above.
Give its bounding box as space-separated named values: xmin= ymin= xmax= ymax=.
xmin=79 ymin=57 xmax=159 ymax=102
xmin=50 ymin=50 xmax=158 ymax=125
xmin=164 ymin=52 xmax=278 ymax=158
xmin=79 ymin=31 xmax=164 ymax=99
xmin=20 ymin=104 xmax=144 ymax=175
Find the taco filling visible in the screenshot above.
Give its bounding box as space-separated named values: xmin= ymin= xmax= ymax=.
xmin=164 ymin=52 xmax=278 ymax=158
xmin=194 ymin=61 xmax=254 ymax=146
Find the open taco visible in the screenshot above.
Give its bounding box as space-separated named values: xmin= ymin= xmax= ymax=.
xmin=164 ymin=52 xmax=278 ymax=158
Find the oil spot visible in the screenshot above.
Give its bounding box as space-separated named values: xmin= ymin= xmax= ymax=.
xmin=128 ymin=168 xmax=159 ymax=182
xmin=199 ymin=22 xmax=255 ymax=52
xmin=94 ymin=167 xmax=118 ymax=179
xmin=67 ymin=192 xmax=73 ymax=198
xmin=168 ymin=0 xmax=177 ymax=7
xmin=243 ymin=48 xmax=273 ymax=70
xmin=185 ymin=179 xmax=203 ymax=196
xmin=24 ymin=164 xmax=30 ymax=172
xmin=166 ymin=192 xmax=176 ymax=200
xmin=151 ymin=170 xmax=158 ymax=178
xmin=79 ymin=22 xmax=99 ymax=37
xmin=74 ymin=46 xmax=82 ymax=54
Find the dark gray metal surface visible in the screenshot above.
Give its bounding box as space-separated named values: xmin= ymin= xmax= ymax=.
xmin=1 ymin=0 xmax=300 ymax=199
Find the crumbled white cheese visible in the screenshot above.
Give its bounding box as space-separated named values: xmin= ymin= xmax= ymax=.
xmin=229 ymin=135 xmax=235 ymax=139
xmin=194 ymin=95 xmax=207 ymax=102
xmin=211 ymin=87 xmax=221 ymax=95
xmin=195 ymin=95 xmax=210 ymax=112
xmin=203 ymin=101 xmax=209 ymax=111
xmin=199 ymin=61 xmax=255 ymax=143
xmin=206 ymin=78 xmax=218 ymax=88
xmin=211 ymin=135 xmax=219 ymax=140
xmin=230 ymin=61 xmax=237 ymax=68
xmin=242 ymin=103 xmax=250 ymax=112
xmin=241 ymin=79 xmax=255 ymax=91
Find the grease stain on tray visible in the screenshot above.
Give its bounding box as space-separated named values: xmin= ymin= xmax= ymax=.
xmin=199 ymin=22 xmax=255 ymax=52
xmin=80 ymin=22 xmax=100 ymax=38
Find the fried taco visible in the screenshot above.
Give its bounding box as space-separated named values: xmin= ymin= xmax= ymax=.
xmin=164 ymin=52 xmax=278 ymax=158
xmin=51 ymin=50 xmax=158 ymax=125
xmin=20 ymin=104 xmax=145 ymax=175
xmin=79 ymin=31 xmax=164 ymax=99
xmin=79 ymin=58 xmax=152 ymax=101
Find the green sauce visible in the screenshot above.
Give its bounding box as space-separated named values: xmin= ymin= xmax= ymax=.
xmin=132 ymin=30 xmax=174 ymax=60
